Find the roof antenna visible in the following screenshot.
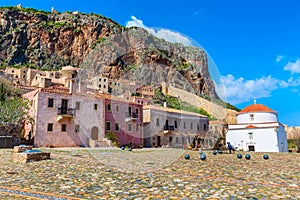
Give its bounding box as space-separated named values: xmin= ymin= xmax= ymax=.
xmin=254 ymin=99 xmax=256 ymax=104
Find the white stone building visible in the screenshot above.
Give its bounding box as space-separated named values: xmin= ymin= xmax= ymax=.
xmin=226 ymin=103 xmax=288 ymax=152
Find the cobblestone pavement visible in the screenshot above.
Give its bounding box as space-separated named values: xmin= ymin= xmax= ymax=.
xmin=0 ymin=147 xmax=299 ymax=199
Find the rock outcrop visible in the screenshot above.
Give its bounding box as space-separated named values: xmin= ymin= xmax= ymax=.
xmin=0 ymin=7 xmax=220 ymax=98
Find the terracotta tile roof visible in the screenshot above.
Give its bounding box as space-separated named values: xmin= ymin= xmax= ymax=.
xmin=95 ymin=93 xmax=142 ymax=106
xmin=143 ymin=105 xmax=208 ymax=118
xmin=41 ymin=86 xmax=70 ymax=95
xmin=245 ymin=125 xmax=257 ymax=129
xmin=239 ymin=104 xmax=276 ymax=113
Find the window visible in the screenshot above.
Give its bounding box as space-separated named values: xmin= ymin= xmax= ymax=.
xmin=250 ymin=114 xmax=254 ymax=121
xmin=76 ymin=101 xmax=80 ymax=110
xmin=107 ymin=103 xmax=111 ymax=111
xmin=190 ymin=123 xmax=193 ymax=130
xmin=128 ymin=123 xmax=132 ymax=132
xmin=61 ymin=124 xmax=67 ymax=132
xmin=75 ymin=125 xmax=80 ymax=132
xmin=135 ymin=108 xmax=139 ymax=115
xmin=115 ymin=123 xmax=120 ymax=132
xmin=136 ymin=124 xmax=139 ymax=132
xmin=48 ymin=98 xmax=54 ymax=108
xmin=156 ymin=118 xmax=160 ymax=126
xmin=94 ymin=104 xmax=98 ymax=110
xmin=203 ymin=124 xmax=207 ymax=131
xmin=104 ymin=79 xmax=107 ymax=82
xmin=183 ymin=122 xmax=186 ymax=129
xmin=174 ymin=121 xmax=178 ymax=129
xmin=106 ymin=121 xmax=111 ymax=131
xmin=115 ymin=105 xmax=119 ymax=112
xmin=47 ymin=123 xmax=53 ymax=131
xmin=248 ymin=132 xmax=253 ymax=140
xmin=197 ymin=124 xmax=200 ymax=130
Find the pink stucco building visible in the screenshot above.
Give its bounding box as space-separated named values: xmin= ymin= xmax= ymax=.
xmin=23 ymin=85 xmax=143 ymax=148
xmin=23 ymin=85 xmax=108 ymax=147
xmin=96 ymin=94 xmax=143 ymax=148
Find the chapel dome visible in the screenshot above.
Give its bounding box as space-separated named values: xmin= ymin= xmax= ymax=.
xmin=239 ymin=104 xmax=275 ymax=113
xmin=236 ymin=104 xmax=278 ymax=124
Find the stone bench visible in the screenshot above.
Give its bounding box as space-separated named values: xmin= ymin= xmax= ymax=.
xmin=13 ymin=150 xmax=51 ymax=163
xmin=13 ymin=145 xmax=32 ymax=153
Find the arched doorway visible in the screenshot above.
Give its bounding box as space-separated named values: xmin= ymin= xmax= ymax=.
xmin=91 ymin=126 xmax=98 ymax=140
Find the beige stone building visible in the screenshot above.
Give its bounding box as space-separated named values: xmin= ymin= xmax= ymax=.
xmin=143 ymin=105 xmax=209 ymax=148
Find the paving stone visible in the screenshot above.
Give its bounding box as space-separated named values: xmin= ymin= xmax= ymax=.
xmin=0 ymin=148 xmax=298 ymax=199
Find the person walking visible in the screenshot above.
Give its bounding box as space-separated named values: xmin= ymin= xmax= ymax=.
xmin=227 ymin=142 xmax=233 ymax=154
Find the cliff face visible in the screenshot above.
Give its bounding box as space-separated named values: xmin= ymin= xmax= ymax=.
xmin=0 ymin=7 xmax=219 ymax=98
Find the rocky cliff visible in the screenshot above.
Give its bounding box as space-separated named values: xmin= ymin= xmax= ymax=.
xmin=0 ymin=6 xmax=219 ymax=98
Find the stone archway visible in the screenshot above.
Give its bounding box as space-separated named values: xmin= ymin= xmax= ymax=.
xmin=91 ymin=126 xmax=98 ymax=140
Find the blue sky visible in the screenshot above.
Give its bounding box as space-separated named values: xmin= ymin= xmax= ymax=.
xmin=1 ymin=0 xmax=300 ymax=126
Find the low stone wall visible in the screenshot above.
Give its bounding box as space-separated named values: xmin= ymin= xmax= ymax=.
xmin=13 ymin=145 xmax=32 ymax=153
xmin=13 ymin=152 xmax=51 ymax=163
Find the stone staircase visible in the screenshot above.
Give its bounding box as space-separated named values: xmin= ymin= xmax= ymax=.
xmin=89 ymin=137 xmax=112 ymax=148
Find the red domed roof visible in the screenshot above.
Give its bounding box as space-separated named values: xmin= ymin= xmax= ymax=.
xmin=239 ymin=104 xmax=275 ymax=113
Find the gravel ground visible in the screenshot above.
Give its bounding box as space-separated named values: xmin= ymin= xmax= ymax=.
xmin=0 ymin=147 xmax=299 ymax=199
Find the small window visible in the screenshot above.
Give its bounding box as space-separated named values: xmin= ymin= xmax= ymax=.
xmin=203 ymin=124 xmax=207 ymax=131
xmin=99 ymin=78 xmax=101 ymax=82
xmin=136 ymin=124 xmax=139 ymax=132
xmin=106 ymin=121 xmax=111 ymax=131
xmin=156 ymin=118 xmax=160 ymax=126
xmin=115 ymin=123 xmax=120 ymax=132
xmin=183 ymin=122 xmax=186 ymax=129
xmin=135 ymin=108 xmax=139 ymax=115
xmin=107 ymin=103 xmax=111 ymax=111
xmin=198 ymin=124 xmax=200 ymax=130
xmin=103 ymin=85 xmax=106 ymax=88
xmin=248 ymin=132 xmax=253 ymax=140
xmin=47 ymin=123 xmax=53 ymax=132
xmin=104 ymin=79 xmax=107 ymax=82
xmin=75 ymin=125 xmax=80 ymax=132
xmin=115 ymin=105 xmax=119 ymax=112
xmin=128 ymin=123 xmax=132 ymax=132
xmin=76 ymin=101 xmax=80 ymax=110
xmin=94 ymin=104 xmax=98 ymax=110
xmin=61 ymin=124 xmax=67 ymax=132
xmin=174 ymin=121 xmax=178 ymax=129
xmin=48 ymin=98 xmax=54 ymax=108
xmin=99 ymin=84 xmax=101 ymax=88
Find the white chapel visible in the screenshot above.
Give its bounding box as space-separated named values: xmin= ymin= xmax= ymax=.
xmin=226 ymin=102 xmax=288 ymax=152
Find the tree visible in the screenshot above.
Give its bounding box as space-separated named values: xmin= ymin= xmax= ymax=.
xmin=0 ymin=78 xmax=32 ymax=146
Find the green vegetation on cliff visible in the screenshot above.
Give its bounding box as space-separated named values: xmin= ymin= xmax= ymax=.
xmin=153 ymin=89 xmax=216 ymax=120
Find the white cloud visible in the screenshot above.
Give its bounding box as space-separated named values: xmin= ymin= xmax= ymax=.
xmin=276 ymin=55 xmax=283 ymax=62
xmin=216 ymin=74 xmax=290 ymax=105
xmin=126 ymin=16 xmax=192 ymax=46
xmin=284 ymin=59 xmax=300 ymax=74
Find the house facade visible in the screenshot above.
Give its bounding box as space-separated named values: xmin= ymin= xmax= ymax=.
xmin=226 ymin=103 xmax=288 ymax=152
xmin=143 ymin=105 xmax=209 ymax=148
xmin=97 ymin=94 xmax=143 ymax=148
xmin=23 ymin=86 xmax=109 ymax=147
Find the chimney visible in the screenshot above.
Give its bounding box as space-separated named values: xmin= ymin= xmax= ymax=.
xmin=163 ymin=102 xmax=167 ymax=108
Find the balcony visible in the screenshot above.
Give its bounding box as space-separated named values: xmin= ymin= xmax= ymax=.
xmin=57 ymin=107 xmax=75 ymax=118
xmin=125 ymin=112 xmax=139 ymax=122
xmin=164 ymin=125 xmax=175 ymax=131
